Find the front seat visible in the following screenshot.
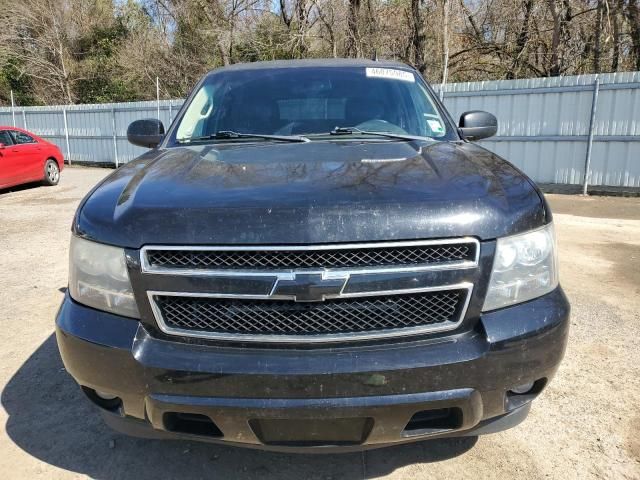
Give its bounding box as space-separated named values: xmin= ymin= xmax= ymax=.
xmin=238 ymin=99 xmax=281 ymax=134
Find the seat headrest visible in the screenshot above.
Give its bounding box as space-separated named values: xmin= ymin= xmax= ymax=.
xmin=345 ymin=97 xmax=385 ymax=126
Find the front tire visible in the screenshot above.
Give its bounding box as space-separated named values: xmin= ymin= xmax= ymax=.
xmin=43 ymin=159 xmax=60 ymax=186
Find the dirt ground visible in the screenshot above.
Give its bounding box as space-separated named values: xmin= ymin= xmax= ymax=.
xmin=0 ymin=166 xmax=638 ymax=479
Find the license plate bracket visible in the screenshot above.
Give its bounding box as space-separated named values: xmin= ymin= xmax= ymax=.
xmin=249 ymin=417 xmax=374 ymax=447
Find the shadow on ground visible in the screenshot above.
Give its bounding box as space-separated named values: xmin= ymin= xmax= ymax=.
xmin=2 ymin=335 xmax=477 ymax=479
xmin=0 ymin=181 xmax=46 ymax=195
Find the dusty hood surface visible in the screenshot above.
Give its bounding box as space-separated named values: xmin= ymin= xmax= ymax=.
xmin=75 ymin=140 xmax=547 ymax=248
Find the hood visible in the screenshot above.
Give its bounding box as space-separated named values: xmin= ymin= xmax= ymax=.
xmin=75 ymin=140 xmax=547 ymax=248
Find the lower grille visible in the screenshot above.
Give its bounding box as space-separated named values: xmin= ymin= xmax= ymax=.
xmin=153 ymin=289 xmax=467 ymax=341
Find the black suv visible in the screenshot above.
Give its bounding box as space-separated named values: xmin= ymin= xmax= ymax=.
xmin=56 ymin=59 xmax=569 ymax=452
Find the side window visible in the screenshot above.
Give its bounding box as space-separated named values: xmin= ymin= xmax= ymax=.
xmin=10 ymin=131 xmax=36 ymax=145
xmin=0 ymin=130 xmax=13 ymax=145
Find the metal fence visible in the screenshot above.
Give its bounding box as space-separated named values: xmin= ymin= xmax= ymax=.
xmin=0 ymin=71 xmax=638 ymax=189
xmin=439 ymin=71 xmax=640 ymax=190
xmin=0 ymin=99 xmax=184 ymax=166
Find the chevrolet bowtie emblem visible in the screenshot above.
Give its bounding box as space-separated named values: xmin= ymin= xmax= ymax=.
xmin=271 ymin=273 xmax=349 ymax=302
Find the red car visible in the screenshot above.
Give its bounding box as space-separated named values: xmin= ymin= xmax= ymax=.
xmin=0 ymin=126 xmax=64 ymax=190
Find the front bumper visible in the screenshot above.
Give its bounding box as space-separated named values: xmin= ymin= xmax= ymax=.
xmin=56 ymin=287 xmax=570 ymax=452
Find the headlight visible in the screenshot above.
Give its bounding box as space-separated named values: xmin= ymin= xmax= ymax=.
xmin=483 ymin=223 xmax=558 ymax=311
xmin=69 ymin=236 xmax=140 ymax=318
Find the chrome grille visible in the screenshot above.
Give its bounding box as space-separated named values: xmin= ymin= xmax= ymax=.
xmin=145 ymin=241 xmax=476 ymax=271
xmin=153 ymin=289 xmax=466 ymax=340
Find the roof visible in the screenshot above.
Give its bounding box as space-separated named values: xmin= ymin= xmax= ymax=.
xmin=207 ymin=58 xmax=413 ymax=75
xmin=0 ymin=126 xmax=30 ymax=132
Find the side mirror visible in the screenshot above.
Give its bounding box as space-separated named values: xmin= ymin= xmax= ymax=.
xmin=0 ymin=143 xmax=5 ymax=149
xmin=458 ymin=111 xmax=497 ymax=141
xmin=127 ymin=119 xmax=165 ymax=148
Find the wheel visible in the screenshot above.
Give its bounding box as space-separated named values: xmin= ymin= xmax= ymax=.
xmin=43 ymin=159 xmax=60 ymax=186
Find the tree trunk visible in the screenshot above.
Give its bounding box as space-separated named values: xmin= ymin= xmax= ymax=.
xmin=546 ymin=0 xmax=562 ymax=76
xmin=545 ymin=0 xmax=571 ymax=76
xmin=217 ymin=38 xmax=230 ymax=66
xmin=279 ymin=0 xmax=291 ymax=28
xmin=610 ymin=0 xmax=623 ymax=72
xmin=506 ymin=0 xmax=533 ymax=79
xmin=296 ymin=0 xmax=308 ymax=57
xmin=345 ymin=0 xmax=361 ymax=57
xmin=441 ymin=0 xmax=449 ymax=83
xmin=593 ymin=0 xmax=603 ymax=73
xmin=626 ymin=1 xmax=640 ymax=70
xmin=410 ymin=0 xmax=426 ymax=73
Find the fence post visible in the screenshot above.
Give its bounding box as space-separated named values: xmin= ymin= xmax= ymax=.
xmin=62 ymin=109 xmax=71 ymax=165
xmin=22 ymin=109 xmax=27 ymax=129
xmin=582 ymin=77 xmax=600 ymax=195
xmin=156 ymin=77 xmax=160 ymax=120
xmin=169 ymin=102 xmax=173 ymax=125
xmin=10 ymin=90 xmax=16 ymax=127
xmin=112 ymin=108 xmax=119 ymax=168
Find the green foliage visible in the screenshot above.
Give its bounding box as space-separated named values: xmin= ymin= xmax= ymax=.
xmin=0 ymin=58 xmax=39 ymax=107
xmin=77 ymin=21 xmax=128 ymax=59
xmin=74 ymin=19 xmax=138 ymax=104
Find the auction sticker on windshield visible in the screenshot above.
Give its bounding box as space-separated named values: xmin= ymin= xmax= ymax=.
xmin=366 ymin=68 xmax=415 ymax=82
xmin=427 ymin=119 xmax=445 ymax=134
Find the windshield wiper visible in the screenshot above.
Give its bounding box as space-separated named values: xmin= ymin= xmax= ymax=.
xmin=180 ymin=130 xmax=310 ymax=144
xmin=328 ymin=126 xmax=433 ymax=142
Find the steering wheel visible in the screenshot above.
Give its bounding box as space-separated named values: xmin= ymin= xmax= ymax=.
xmin=274 ymin=121 xmax=305 ymax=135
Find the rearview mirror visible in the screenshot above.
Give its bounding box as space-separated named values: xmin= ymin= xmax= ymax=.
xmin=127 ymin=119 xmax=165 ymax=148
xmin=458 ymin=111 xmax=497 ymax=141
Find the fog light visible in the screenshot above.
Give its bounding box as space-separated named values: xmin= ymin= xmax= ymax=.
xmin=95 ymin=390 xmax=118 ymax=401
xmin=82 ymin=386 xmax=123 ymax=412
xmin=509 ymin=382 xmax=535 ymax=395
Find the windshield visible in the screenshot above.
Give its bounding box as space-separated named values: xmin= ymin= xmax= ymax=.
xmin=172 ymin=66 xmax=455 ymax=144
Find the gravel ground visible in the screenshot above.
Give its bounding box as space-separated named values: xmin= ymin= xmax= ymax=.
xmin=0 ymin=166 xmax=638 ymax=479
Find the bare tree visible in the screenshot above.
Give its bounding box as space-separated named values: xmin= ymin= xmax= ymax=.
xmin=0 ymin=0 xmax=79 ymax=103
xmin=2 ymin=0 xmax=640 ymax=106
